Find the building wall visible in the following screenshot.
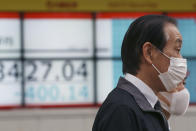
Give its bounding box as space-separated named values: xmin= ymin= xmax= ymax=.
xmin=0 ymin=106 xmax=195 ymax=131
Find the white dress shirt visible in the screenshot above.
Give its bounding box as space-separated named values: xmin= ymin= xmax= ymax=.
xmin=125 ymin=73 xmax=158 ymax=108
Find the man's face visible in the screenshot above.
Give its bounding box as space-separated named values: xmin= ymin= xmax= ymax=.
xmin=155 ymin=23 xmax=183 ymax=74
xmin=152 ymin=23 xmax=183 ymax=91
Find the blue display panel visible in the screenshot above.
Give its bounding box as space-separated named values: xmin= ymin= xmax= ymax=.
xmin=176 ymin=18 xmax=196 ymax=57
xmin=186 ymin=60 xmax=196 ymax=103
xmin=178 ymin=19 xmax=196 ymax=57
xmin=112 ymin=20 xmax=134 ymax=57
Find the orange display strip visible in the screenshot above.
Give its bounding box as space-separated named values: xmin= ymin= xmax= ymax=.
xmin=0 ymin=12 xmax=19 ymax=18
xmin=24 ymin=13 xmax=92 ymax=19
xmin=96 ymin=12 xmax=162 ymax=18
xmin=168 ymin=13 xmax=196 ymax=18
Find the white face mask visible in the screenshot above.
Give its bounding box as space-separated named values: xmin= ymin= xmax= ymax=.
xmin=152 ymin=50 xmax=187 ymax=91
xmin=159 ymin=88 xmax=190 ymax=115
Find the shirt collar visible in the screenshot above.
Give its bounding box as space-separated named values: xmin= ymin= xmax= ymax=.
xmin=125 ymin=73 xmax=158 ymax=108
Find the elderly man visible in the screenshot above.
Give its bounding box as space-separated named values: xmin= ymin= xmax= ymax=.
xmin=92 ymin=14 xmax=189 ymax=131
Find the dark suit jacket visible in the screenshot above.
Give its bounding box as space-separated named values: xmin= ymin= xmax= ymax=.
xmin=92 ymin=77 xmax=169 ymax=131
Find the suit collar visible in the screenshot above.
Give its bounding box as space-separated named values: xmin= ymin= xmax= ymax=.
xmin=117 ymin=77 xmax=156 ymax=112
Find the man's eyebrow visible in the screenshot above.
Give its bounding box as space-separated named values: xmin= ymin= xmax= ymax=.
xmin=176 ymin=39 xmax=182 ymax=44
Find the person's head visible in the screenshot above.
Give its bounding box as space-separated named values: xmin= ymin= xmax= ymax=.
xmin=121 ymin=14 xmax=184 ymax=92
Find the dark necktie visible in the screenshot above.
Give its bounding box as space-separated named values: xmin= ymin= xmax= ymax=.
xmin=154 ymin=101 xmax=169 ymax=130
xmin=154 ymin=101 xmax=161 ymax=111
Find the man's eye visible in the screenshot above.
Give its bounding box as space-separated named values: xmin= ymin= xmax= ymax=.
xmin=183 ymin=80 xmax=186 ymax=85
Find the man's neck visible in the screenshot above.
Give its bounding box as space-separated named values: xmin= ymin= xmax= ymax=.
xmin=135 ymin=72 xmax=159 ymax=95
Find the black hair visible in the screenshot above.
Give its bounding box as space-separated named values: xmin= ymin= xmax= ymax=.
xmin=121 ymin=14 xmax=177 ymax=75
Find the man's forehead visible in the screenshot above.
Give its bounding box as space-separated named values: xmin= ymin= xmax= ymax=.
xmin=164 ymin=23 xmax=182 ymax=44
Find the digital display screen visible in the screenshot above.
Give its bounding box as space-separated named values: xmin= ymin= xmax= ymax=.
xmin=23 ymin=13 xmax=94 ymax=107
xmin=0 ymin=13 xmax=95 ymax=108
xmin=0 ymin=13 xmax=21 ymax=107
xmin=0 ymin=12 xmax=196 ymax=108
xmin=25 ymin=59 xmax=94 ymax=106
xmin=24 ymin=13 xmax=93 ymax=58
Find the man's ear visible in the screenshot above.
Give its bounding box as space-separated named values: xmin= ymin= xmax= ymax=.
xmin=142 ymin=42 xmax=153 ymax=64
